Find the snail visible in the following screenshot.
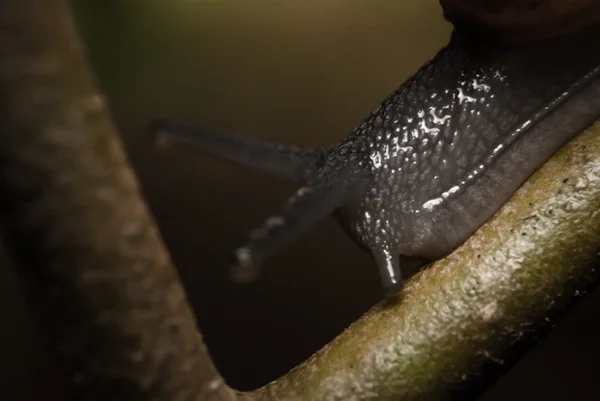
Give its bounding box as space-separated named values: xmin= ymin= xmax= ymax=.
xmin=151 ymin=0 xmax=600 ymax=296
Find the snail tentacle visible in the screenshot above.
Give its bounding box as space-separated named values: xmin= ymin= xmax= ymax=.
xmin=229 ymin=161 xmax=368 ymax=283
xmin=150 ymin=119 xmax=323 ymax=182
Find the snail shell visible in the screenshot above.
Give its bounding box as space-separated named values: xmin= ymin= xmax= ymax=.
xmin=440 ymin=0 xmax=600 ymax=43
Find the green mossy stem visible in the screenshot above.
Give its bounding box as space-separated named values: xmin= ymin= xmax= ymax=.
xmin=250 ymin=119 xmax=600 ymax=401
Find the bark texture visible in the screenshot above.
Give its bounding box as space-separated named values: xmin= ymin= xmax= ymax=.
xmin=0 ymin=2 xmax=235 ymax=401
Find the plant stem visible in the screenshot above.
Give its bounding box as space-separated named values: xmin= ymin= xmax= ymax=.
xmin=0 ymin=1 xmax=235 ymax=400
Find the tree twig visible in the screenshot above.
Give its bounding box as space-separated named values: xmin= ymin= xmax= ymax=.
xmin=0 ymin=1 xmax=235 ymax=400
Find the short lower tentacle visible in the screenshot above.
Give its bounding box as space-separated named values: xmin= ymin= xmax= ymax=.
xmin=229 ymin=162 xmax=367 ymax=282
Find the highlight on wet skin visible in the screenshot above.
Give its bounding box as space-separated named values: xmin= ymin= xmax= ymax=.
xmin=150 ymin=29 xmax=600 ymax=297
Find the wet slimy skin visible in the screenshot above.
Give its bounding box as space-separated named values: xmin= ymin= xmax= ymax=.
xmin=151 ymin=28 xmax=600 ymax=296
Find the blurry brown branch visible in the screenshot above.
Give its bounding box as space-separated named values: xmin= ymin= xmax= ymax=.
xmin=1 ymin=1 xmax=600 ymax=401
xmin=0 ymin=1 xmax=235 ymax=400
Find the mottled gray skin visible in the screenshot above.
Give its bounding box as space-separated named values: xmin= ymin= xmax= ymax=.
xmin=152 ymin=28 xmax=600 ymax=296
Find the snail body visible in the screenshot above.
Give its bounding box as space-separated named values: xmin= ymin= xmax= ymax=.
xmin=152 ymin=2 xmax=600 ymax=296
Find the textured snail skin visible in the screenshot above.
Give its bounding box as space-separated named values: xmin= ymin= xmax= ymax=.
xmin=152 ymin=27 xmax=600 ymax=296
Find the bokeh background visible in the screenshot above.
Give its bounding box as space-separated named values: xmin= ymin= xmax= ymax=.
xmin=1 ymin=1 xmax=600 ymax=399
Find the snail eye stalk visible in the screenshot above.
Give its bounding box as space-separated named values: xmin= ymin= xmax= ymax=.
xmin=150 ymin=119 xmax=322 ymax=183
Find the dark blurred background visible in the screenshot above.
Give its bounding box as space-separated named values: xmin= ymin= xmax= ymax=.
xmin=1 ymin=1 xmax=600 ymax=400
